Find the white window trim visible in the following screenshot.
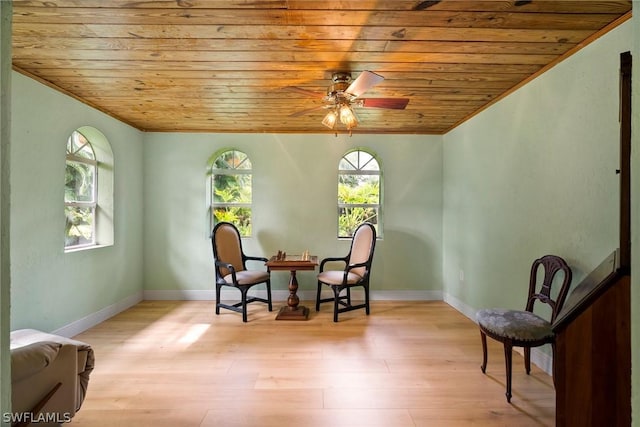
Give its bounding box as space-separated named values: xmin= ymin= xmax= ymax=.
xmin=338 ymin=149 xmax=383 ymax=239
xmin=64 ymin=127 xmax=114 ymax=252
xmin=207 ymin=149 xmax=254 ymax=237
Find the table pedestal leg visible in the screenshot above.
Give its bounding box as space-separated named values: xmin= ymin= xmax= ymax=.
xmin=275 ymin=270 xmax=309 ymax=320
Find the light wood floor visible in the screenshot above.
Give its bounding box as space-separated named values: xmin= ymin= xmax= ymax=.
xmin=69 ymin=300 xmax=555 ymax=427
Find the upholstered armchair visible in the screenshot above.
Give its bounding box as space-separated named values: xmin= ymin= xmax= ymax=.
xmin=211 ymin=221 xmax=272 ymax=322
xmin=316 ymin=222 xmax=377 ymax=322
xmin=10 ymin=329 xmax=94 ymax=426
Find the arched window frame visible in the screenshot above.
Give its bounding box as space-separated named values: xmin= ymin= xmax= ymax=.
xmin=208 ymin=149 xmax=253 ymax=237
xmin=337 ymin=148 xmax=382 ymax=238
xmin=64 ymin=127 xmax=114 ymax=251
xmin=65 ymin=131 xmax=97 ymax=248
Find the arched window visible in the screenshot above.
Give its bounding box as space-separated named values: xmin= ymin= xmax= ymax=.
xmin=65 ymin=131 xmax=96 ymax=248
xmin=64 ymin=127 xmax=114 ymax=250
xmin=338 ymin=149 xmax=381 ymax=238
xmin=209 ymin=149 xmax=253 ymax=237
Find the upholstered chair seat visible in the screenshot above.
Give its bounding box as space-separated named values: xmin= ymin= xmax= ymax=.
xmin=223 ymin=270 xmax=270 ymax=285
xmin=477 ymin=309 xmax=553 ymax=342
xmin=316 ymin=270 xmax=363 ymax=286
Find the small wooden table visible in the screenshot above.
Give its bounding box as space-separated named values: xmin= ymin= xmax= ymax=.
xmin=266 ymin=255 xmax=318 ymax=320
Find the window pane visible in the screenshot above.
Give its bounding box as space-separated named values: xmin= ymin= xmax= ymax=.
xmin=339 ymin=150 xmax=379 ymax=171
xmin=67 ymin=131 xmax=95 ymax=160
xmin=65 ymin=161 xmax=96 ymax=202
xmin=360 ymin=155 xmax=379 ymax=171
xmin=338 ymin=174 xmax=379 ymax=204
xmin=214 ymin=150 xmax=251 ymax=170
xmin=338 ymin=207 xmax=378 ymax=237
xmin=338 ymin=157 xmax=357 ymax=171
xmin=213 ymin=207 xmax=252 ymax=236
xmin=213 ymin=174 xmax=252 ymax=203
xmin=65 ymin=206 xmax=95 ymax=247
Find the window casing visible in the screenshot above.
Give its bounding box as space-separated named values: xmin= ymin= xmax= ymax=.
xmin=64 ymin=127 xmax=114 ymax=251
xmin=338 ymin=149 xmax=381 ymax=238
xmin=65 ymin=131 xmax=97 ymax=248
xmin=209 ymin=149 xmax=253 ymax=237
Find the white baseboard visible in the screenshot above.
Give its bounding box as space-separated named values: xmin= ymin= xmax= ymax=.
xmin=53 ymin=291 xmax=143 ymax=338
xmin=143 ymin=289 xmax=216 ymax=300
xmin=443 ymin=292 xmax=478 ymax=320
xmin=143 ymin=289 xmax=443 ymax=302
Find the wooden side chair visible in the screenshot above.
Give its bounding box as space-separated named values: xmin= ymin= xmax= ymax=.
xmin=476 ymin=254 xmax=572 ymax=402
xmin=316 ymin=222 xmax=377 ymax=322
xmin=211 ymin=221 xmax=272 ymax=322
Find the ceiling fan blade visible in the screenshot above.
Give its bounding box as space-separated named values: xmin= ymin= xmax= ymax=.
xmin=282 ymin=86 xmax=325 ymax=99
xmin=289 ymin=105 xmax=327 ymax=117
xmin=346 ymin=71 xmax=385 ymax=97
xmin=360 ymin=98 xmax=410 ymax=109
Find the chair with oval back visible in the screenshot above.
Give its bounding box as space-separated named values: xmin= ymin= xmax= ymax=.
xmin=211 ymin=222 xmax=272 ymax=322
xmin=476 ymin=254 xmax=572 ymax=402
xmin=316 ymin=222 xmax=377 ymax=322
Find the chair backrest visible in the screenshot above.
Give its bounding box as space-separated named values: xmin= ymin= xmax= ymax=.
xmin=347 ymin=222 xmax=377 ymax=278
xmin=525 ymin=254 xmax=572 ymax=323
xmin=211 ymin=222 xmax=245 ymax=277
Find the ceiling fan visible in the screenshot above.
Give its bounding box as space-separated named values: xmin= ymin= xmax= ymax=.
xmin=285 ymin=71 xmax=409 ymax=132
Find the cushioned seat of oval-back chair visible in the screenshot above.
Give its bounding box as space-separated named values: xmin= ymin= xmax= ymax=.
xmin=476 ymin=254 xmax=572 ymax=403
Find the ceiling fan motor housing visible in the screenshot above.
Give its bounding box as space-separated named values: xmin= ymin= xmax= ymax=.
xmin=327 ymin=72 xmax=354 ymax=102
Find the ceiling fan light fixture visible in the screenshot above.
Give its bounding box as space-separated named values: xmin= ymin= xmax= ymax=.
xmin=339 ymin=104 xmax=358 ymax=129
xmin=322 ymin=110 xmax=338 ymax=129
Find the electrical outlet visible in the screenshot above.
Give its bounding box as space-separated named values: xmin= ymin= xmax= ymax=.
xmin=459 ymin=269 xmax=465 ymax=281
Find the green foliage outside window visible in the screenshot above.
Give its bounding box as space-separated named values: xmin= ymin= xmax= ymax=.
xmin=210 ymin=149 xmax=253 ymax=236
xmin=66 ymin=160 xmax=95 ymax=202
xmin=65 ymin=205 xmax=94 ymax=247
xmin=338 ymin=176 xmax=379 ymax=237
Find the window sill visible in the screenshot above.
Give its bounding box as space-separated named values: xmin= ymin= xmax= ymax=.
xmin=65 ymin=243 xmax=112 ymax=254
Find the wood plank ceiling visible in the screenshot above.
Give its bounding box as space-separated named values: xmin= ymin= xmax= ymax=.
xmin=11 ymin=1 xmax=632 ymax=134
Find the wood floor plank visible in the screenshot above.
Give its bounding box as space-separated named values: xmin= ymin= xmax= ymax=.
xmin=200 ymin=408 xmax=416 ymax=427
xmin=68 ymin=300 xmax=555 ymax=426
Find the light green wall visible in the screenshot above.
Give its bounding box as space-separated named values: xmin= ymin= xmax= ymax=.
xmin=443 ymin=22 xmax=631 ymax=315
xmin=142 ymin=133 xmax=443 ymax=296
xmin=9 ymin=72 xmax=145 ymax=332
xmin=0 ymin=2 xmax=11 ymax=424
xmin=631 ymin=2 xmax=639 ymax=424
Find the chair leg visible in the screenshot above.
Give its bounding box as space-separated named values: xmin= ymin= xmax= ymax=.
xmin=215 ymin=283 xmax=222 ymax=315
xmin=266 ymin=280 xmax=273 ymax=312
xmin=504 ymin=342 xmax=513 ymax=403
xmin=316 ymin=281 xmax=322 ymax=311
xmin=240 ymin=288 xmax=249 ymax=323
xmin=364 ymin=285 xmax=370 ymax=315
xmin=346 ymin=287 xmax=352 ymax=306
xmin=524 ymin=347 xmax=531 ymax=375
xmin=332 ymin=286 xmax=340 ymax=322
xmin=480 ymin=331 xmax=488 ymax=373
